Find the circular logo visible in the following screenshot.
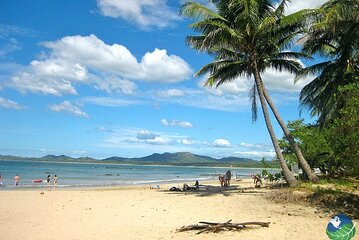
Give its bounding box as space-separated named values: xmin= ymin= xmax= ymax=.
xmin=326 ymin=214 xmax=356 ymax=240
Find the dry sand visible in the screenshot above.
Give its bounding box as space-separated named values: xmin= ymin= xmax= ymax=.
xmin=0 ymin=180 xmax=334 ymax=240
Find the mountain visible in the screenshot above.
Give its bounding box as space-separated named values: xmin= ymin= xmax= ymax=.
xmin=101 ymin=152 xmax=261 ymax=167
xmin=0 ymin=152 xmax=275 ymax=168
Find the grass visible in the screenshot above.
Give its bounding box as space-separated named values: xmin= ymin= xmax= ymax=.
xmin=266 ymin=177 xmax=359 ymax=219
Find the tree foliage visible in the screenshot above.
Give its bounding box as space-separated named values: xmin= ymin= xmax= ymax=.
xmin=297 ymin=0 xmax=359 ymax=125
xmin=326 ymin=83 xmax=359 ymax=177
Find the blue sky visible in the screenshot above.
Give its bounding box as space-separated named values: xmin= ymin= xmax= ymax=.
xmin=0 ymin=0 xmax=327 ymax=159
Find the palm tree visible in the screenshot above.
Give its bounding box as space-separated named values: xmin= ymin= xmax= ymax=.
xmin=181 ymin=0 xmax=316 ymax=187
xmin=262 ymin=85 xmax=319 ymax=182
xmin=297 ymin=0 xmax=359 ymax=125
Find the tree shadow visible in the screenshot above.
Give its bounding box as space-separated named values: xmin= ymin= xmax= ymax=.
xmin=162 ymin=184 xmax=265 ymax=197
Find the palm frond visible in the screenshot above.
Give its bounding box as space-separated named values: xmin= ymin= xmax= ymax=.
xmin=180 ymin=2 xmax=227 ymax=21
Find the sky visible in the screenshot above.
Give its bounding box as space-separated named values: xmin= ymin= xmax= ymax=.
xmin=0 ymin=0 xmax=327 ymax=160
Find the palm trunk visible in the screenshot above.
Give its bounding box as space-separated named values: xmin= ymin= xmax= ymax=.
xmin=260 ymin=82 xmax=319 ymax=183
xmin=253 ymin=65 xmax=298 ymax=187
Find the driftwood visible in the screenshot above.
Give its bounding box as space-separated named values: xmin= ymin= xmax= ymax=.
xmin=177 ymin=219 xmax=270 ymax=234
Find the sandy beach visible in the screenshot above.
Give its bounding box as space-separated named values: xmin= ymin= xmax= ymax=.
xmin=0 ymin=180 xmax=332 ymax=240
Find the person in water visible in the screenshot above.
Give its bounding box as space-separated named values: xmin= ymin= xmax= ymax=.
xmin=47 ymin=175 xmax=51 ymax=186
xmin=53 ymin=175 xmax=58 ymax=188
xmin=0 ymin=174 xmax=3 ymax=187
xmin=14 ymin=174 xmax=20 ymax=186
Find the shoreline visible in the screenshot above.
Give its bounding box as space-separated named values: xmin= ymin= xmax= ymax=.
xmin=0 ymin=179 xmax=226 ymax=191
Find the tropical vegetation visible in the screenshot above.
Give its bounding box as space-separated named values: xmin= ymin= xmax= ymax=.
xmin=181 ymin=0 xmax=358 ymax=185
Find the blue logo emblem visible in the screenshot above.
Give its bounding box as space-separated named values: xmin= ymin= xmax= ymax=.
xmin=326 ymin=214 xmax=356 ymax=240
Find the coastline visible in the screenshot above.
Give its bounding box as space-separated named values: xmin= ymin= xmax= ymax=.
xmin=0 ymin=179 xmax=330 ymax=240
xmin=0 ymin=158 xmax=275 ymax=169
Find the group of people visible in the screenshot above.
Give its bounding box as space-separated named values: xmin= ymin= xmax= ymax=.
xmin=218 ymin=170 xmax=232 ymax=187
xmin=0 ymin=174 xmax=20 ymax=186
xmin=46 ymin=174 xmax=58 ymax=187
xmin=0 ymin=174 xmax=58 ymax=187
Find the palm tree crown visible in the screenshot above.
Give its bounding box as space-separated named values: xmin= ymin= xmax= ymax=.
xmin=297 ymin=0 xmax=359 ymax=124
xmin=182 ymin=0 xmax=307 ymax=120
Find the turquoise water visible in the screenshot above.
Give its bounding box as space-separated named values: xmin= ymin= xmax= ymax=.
xmin=0 ymin=159 xmax=265 ymax=189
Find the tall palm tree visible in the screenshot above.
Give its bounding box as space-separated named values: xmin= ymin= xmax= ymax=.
xmin=181 ymin=0 xmax=316 ymax=187
xmin=262 ymin=84 xmax=319 ymax=182
xmin=297 ymin=0 xmax=359 ymax=125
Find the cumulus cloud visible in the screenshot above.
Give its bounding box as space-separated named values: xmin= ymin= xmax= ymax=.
xmin=7 ymin=34 xmax=192 ymax=96
xmin=161 ymin=119 xmax=193 ymax=128
xmin=137 ymin=130 xmax=158 ymax=140
xmin=285 ymin=0 xmax=328 ymax=15
xmin=97 ymin=0 xmax=180 ymax=28
xmin=49 ymin=100 xmax=89 ymax=118
xmin=213 ymin=139 xmax=231 ymax=148
xmin=199 ymin=68 xmax=312 ymax=97
xmin=0 ymin=97 xmax=25 ymax=110
xmin=9 ymin=71 xmax=77 ymax=96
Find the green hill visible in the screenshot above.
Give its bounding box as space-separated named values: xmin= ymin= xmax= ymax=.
xmin=0 ymin=152 xmax=274 ymax=168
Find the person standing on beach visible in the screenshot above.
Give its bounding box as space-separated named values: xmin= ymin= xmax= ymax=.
xmin=53 ymin=175 xmax=58 ymax=188
xmin=14 ymin=174 xmax=20 ymax=186
xmin=47 ymin=175 xmax=51 ymax=186
xmin=224 ymin=170 xmax=231 ymax=186
xmin=0 ymin=174 xmax=3 ymax=187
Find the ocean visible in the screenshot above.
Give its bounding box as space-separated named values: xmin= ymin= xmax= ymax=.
xmin=0 ymin=159 xmax=267 ymax=189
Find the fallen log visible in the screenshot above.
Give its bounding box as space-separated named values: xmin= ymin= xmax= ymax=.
xmin=177 ymin=219 xmax=270 ymax=234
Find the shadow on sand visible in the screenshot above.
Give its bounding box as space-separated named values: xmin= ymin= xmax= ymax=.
xmin=162 ymin=184 xmax=266 ymax=197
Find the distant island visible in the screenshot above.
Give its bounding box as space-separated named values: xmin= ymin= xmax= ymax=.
xmin=0 ymin=152 xmax=278 ymax=168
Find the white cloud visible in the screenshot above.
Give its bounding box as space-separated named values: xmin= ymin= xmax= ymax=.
xmin=0 ymin=97 xmax=25 ymax=110
xmin=81 ymin=96 xmax=143 ymax=107
xmin=137 ymin=130 xmax=158 ymax=140
xmin=0 ymin=38 xmax=21 ymax=58
xmin=97 ymin=0 xmax=180 ymax=28
xmin=144 ymin=136 xmax=170 ymax=145
xmin=285 ymin=0 xmax=327 ymax=15
xmin=199 ymin=68 xmax=312 ymax=96
xmin=9 ymin=72 xmax=77 ymax=96
xmin=161 ymin=119 xmax=193 ymax=128
xmin=49 ymin=100 xmax=89 ymax=118
xmin=100 ymin=126 xmax=196 ymax=150
xmin=96 ymin=126 xmax=114 ymax=133
xmin=213 ymin=139 xmax=231 ymax=148
xmin=42 ymin=34 xmax=140 ymax=76
xmin=180 ymin=138 xmax=193 ymax=145
xmin=0 ymin=24 xmax=37 ymax=38
xmin=234 ymin=150 xmax=276 ymax=158
xmin=7 ymin=34 xmax=192 ymax=96
xmin=239 ymin=142 xmax=272 ymax=149
xmin=139 ymin=49 xmax=192 ymax=82
xmin=156 ymin=89 xmax=185 ymax=98
xmin=93 ymin=76 xmax=137 ymax=95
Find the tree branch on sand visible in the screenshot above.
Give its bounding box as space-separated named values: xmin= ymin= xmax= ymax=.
xmin=177 ymin=219 xmax=270 ymax=234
